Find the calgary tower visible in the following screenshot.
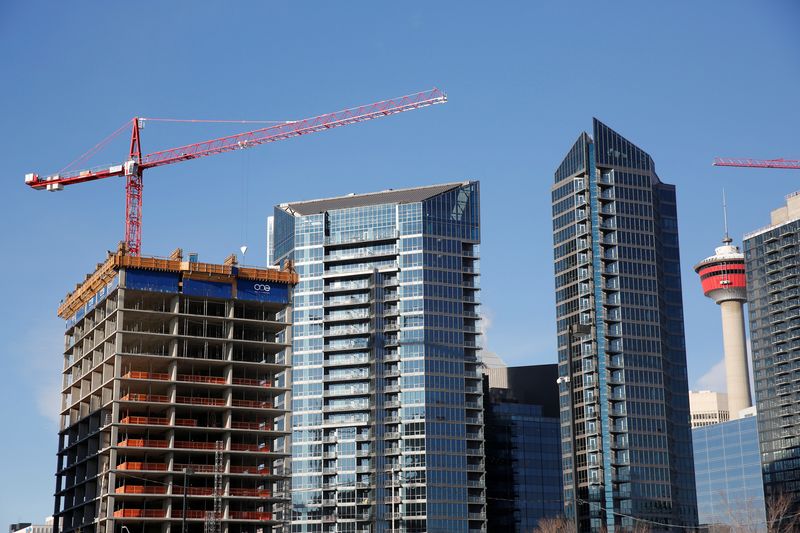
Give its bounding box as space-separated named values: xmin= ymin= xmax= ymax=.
xmin=694 ymin=204 xmax=752 ymax=419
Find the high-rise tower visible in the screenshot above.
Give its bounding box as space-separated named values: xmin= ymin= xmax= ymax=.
xmin=270 ymin=182 xmax=485 ymax=533
xmin=744 ymin=191 xmax=800 ymax=508
xmin=54 ymin=245 xmax=296 ymax=533
xmin=694 ymin=236 xmax=752 ymax=419
xmin=551 ymin=119 xmax=698 ymax=531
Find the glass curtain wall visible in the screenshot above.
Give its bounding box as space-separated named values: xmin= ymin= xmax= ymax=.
xmin=272 ymin=182 xmax=485 ymax=533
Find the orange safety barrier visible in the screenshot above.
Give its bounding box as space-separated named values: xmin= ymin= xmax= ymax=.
xmin=232 ymin=399 xmax=273 ymax=408
xmin=113 ymin=509 xmax=166 ymax=518
xmin=229 ymin=488 xmax=272 ymax=498
xmin=120 ymin=393 xmax=169 ymax=403
xmin=230 ymin=443 xmax=267 ymax=452
xmin=229 ymin=511 xmax=272 ymax=520
xmin=174 ymin=463 xmax=216 ymax=473
xmin=177 ymin=374 xmax=226 ymax=385
xmin=123 ymin=371 xmax=170 ymax=381
xmin=118 ymin=439 xmax=168 ymax=448
xmin=120 ymin=416 xmax=169 ymax=425
xmin=229 ymin=465 xmax=269 ymax=474
xmin=117 ymin=462 xmax=167 ymax=471
xmin=231 ymin=422 xmax=272 ymax=430
xmin=232 ymin=377 xmax=273 ymax=387
xmin=115 ymin=485 xmax=167 ymax=495
xmin=175 ymin=418 xmax=198 ymax=427
xmin=176 ymin=396 xmax=226 ymax=406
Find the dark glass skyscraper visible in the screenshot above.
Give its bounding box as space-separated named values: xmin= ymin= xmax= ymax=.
xmin=744 ymin=192 xmax=800 ymax=508
xmin=484 ymin=364 xmax=563 ymax=532
xmin=551 ymin=120 xmax=697 ymax=531
xmin=270 ymin=182 xmax=485 ymax=533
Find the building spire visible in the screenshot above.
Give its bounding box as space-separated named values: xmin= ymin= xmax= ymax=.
xmin=722 ymin=189 xmax=732 ymax=245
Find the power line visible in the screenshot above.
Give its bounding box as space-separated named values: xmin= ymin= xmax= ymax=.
xmin=576 ymin=498 xmax=789 ymax=531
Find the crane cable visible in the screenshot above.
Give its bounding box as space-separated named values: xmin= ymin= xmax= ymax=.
xmin=59 ymin=118 xmax=133 ymax=174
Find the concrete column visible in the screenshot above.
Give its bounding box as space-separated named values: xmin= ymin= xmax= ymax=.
xmin=720 ymin=300 xmax=752 ymax=418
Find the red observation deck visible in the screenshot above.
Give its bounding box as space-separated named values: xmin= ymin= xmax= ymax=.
xmin=693 ymin=239 xmax=747 ymax=304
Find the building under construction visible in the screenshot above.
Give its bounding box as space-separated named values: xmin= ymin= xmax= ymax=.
xmin=53 ymin=244 xmax=297 ymax=533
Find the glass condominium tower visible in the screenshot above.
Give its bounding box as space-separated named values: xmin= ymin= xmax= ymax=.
xmin=551 ymin=120 xmax=697 ymax=531
xmin=270 ymin=182 xmax=485 ymax=533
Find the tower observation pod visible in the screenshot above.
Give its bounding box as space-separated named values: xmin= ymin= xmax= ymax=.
xmin=694 ymin=236 xmax=752 ymax=419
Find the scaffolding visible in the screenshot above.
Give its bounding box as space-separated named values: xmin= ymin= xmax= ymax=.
xmin=205 ymin=440 xmax=224 ymax=533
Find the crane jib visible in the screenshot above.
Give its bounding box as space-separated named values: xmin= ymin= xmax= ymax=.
xmin=24 ymin=87 xmax=447 ymax=255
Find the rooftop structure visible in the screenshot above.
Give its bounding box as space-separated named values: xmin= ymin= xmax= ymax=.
xmin=480 ymin=351 xmax=508 ymax=389
xmin=53 ymin=245 xmax=297 ymax=533
xmin=10 ymin=518 xmax=53 ymax=533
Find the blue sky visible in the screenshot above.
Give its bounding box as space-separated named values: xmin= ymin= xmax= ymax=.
xmin=1 ymin=0 xmax=799 ymax=525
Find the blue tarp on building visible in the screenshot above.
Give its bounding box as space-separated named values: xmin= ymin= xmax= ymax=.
xmin=183 ymin=278 xmax=233 ymax=299
xmin=125 ymin=269 xmax=180 ymax=293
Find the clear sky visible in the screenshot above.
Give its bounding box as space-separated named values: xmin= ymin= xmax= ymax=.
xmin=1 ymin=0 xmax=799 ymax=525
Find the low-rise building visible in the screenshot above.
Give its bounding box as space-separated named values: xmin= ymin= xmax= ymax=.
xmin=690 ymin=390 xmax=730 ymax=428
xmin=485 ymin=364 xmax=562 ymax=532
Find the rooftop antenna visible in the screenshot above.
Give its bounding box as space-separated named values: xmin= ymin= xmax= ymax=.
xmin=722 ymin=189 xmax=732 ymax=245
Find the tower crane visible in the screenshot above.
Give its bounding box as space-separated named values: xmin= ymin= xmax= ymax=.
xmin=25 ymin=88 xmax=447 ymax=255
xmin=713 ymin=157 xmax=800 ymax=170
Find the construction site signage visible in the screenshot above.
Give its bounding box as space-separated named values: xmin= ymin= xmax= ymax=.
xmin=237 ymin=279 xmax=289 ymax=304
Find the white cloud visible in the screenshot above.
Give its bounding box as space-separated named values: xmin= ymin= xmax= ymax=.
xmin=15 ymin=323 xmax=63 ymax=426
xmin=695 ymin=358 xmax=727 ymax=392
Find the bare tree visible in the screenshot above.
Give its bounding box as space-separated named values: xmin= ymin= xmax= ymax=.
xmin=766 ymin=491 xmax=800 ymax=533
xmin=717 ymin=491 xmax=766 ymax=533
xmin=533 ymin=516 xmax=576 ymax=533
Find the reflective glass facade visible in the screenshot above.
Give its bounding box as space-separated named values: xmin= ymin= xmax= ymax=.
xmin=271 ymin=182 xmax=485 ymax=533
xmin=551 ymin=120 xmax=698 ymax=531
xmin=744 ymin=212 xmax=800 ymax=506
xmin=692 ymin=415 xmax=766 ymax=529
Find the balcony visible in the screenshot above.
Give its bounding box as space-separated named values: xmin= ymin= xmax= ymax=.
xmin=325 ymin=295 xmax=371 ymax=308
xmin=325 ymin=340 xmax=370 ymax=352
xmin=326 ymin=228 xmax=398 ymax=246
xmin=325 ymin=325 xmax=370 ymax=336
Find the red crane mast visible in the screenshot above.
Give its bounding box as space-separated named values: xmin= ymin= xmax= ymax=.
xmin=26 ymin=88 xmax=447 ymax=255
xmin=713 ymin=157 xmax=800 ymax=170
